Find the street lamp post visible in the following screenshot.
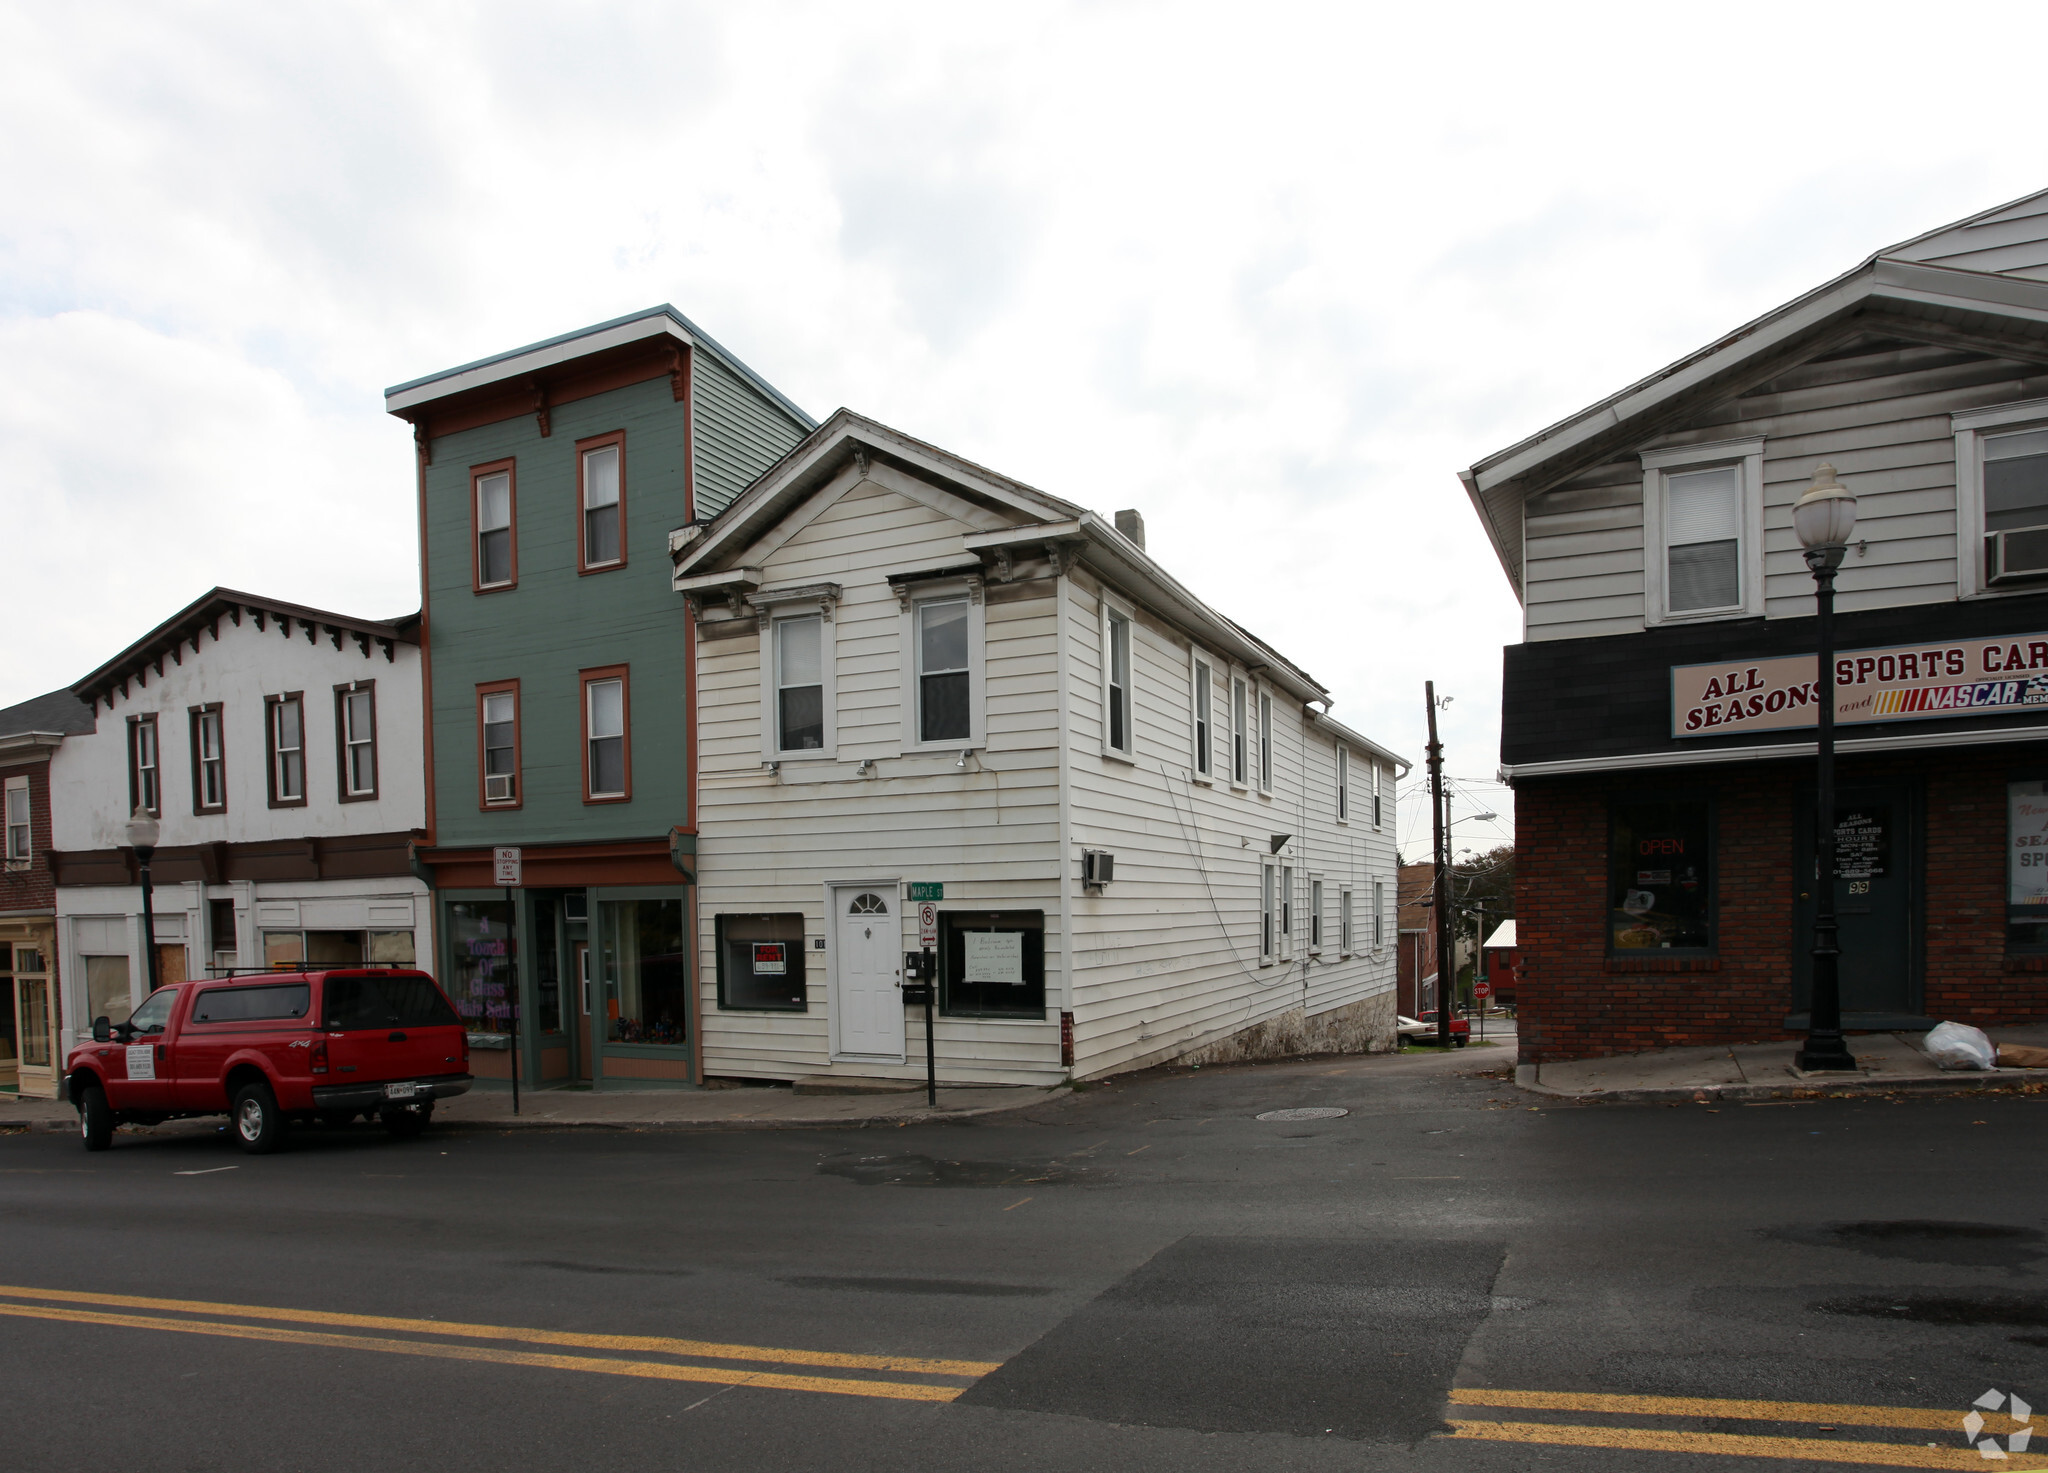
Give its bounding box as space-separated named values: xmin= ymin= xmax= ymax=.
xmin=1793 ymin=463 xmax=1859 ymax=1073
xmin=127 ymin=807 xmax=162 ymax=994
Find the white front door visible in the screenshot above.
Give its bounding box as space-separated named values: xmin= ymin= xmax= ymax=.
xmin=833 ymin=888 xmax=902 ymax=1059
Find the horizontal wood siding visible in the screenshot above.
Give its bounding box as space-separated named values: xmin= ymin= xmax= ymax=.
xmin=691 ymin=350 xmax=809 ymax=518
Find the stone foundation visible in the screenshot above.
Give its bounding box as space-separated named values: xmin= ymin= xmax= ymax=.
xmin=1173 ymin=990 xmax=1399 ymax=1069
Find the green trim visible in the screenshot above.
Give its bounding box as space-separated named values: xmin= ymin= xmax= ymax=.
xmin=600 ymin=1042 xmax=694 ymax=1060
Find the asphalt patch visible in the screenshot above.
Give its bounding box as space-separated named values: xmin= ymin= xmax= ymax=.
xmin=957 ymin=1235 xmax=1506 ymax=1440
xmin=816 ymin=1153 xmax=1092 ymax=1187
xmin=512 ymin=1259 xmax=693 ymax=1277
xmin=1813 ymin=1291 xmax=2048 ymax=1327
xmin=780 ymin=1275 xmax=1053 ymax=1297
xmin=1764 ymin=1219 xmax=2044 ymax=1269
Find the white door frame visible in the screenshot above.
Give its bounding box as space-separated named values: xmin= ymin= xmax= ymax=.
xmin=825 ymin=877 xmax=904 ymax=1063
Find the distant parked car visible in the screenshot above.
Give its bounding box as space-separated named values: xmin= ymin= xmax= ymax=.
xmin=1400 ymin=1010 xmax=1471 ymax=1046
xmin=65 ymin=968 xmax=471 ymax=1153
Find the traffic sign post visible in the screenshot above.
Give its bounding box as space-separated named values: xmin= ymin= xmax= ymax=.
xmin=494 ymin=848 xmax=521 ymax=1115
xmin=918 ymin=902 xmax=938 ymax=947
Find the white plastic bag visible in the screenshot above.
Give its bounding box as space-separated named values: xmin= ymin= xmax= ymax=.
xmin=1923 ymin=1021 xmax=1997 ymax=1071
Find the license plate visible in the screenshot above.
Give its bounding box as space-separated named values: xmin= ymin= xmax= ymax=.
xmin=384 ymin=1081 xmax=418 ymax=1100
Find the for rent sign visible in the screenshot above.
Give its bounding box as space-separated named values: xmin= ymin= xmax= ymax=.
xmin=1671 ymin=632 xmax=2048 ymax=738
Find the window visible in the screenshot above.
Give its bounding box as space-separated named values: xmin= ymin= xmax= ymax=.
xmin=1372 ymin=762 xmax=1384 ymax=828
xmin=1260 ymin=862 xmax=1276 ymax=962
xmin=189 ymin=705 xmax=226 ymax=813
xmin=940 ymin=910 xmax=1046 ymax=1019
xmin=335 ymin=684 xmax=377 ymax=800
xmin=1336 ymin=745 xmax=1348 ymax=821
xmin=265 ymin=694 xmax=305 ymax=807
xmin=716 ymin=914 xmax=807 ymax=1010
xmin=1609 ymin=798 xmax=1713 ymax=953
xmin=2008 ymin=780 xmax=2048 ymax=951
xmin=84 ymin=954 xmax=131 ymax=1027
xmin=1105 ymin=609 xmax=1133 ymax=755
xmin=1339 ymin=889 xmax=1354 ymax=954
xmin=1280 ymin=864 xmax=1294 ymax=958
xmin=4 ymin=777 xmax=28 ymax=865
xmin=578 ymin=434 xmax=625 ymax=572
xmin=191 ymin=983 xmax=311 ymax=1025
xmin=127 ymin=989 xmax=176 ymax=1034
xmin=128 ymin=715 xmax=160 ymax=815
xmin=442 ymin=900 xmax=514 ymax=1033
xmin=1641 ymin=438 xmax=1764 ymax=622
xmin=583 ymin=668 xmax=629 ymax=801
xmin=1310 ymin=878 xmax=1323 ymax=951
xmin=917 ymin=598 xmax=971 ymax=743
xmin=1373 ymin=880 xmax=1385 ymax=947
xmin=1258 ymin=691 xmax=1273 ymax=791
xmin=775 ymin=615 xmax=825 ymax=752
xmin=602 ymin=897 xmax=689 ymax=1045
xmin=322 ymin=974 xmax=455 ymax=1029
xmin=479 ymin=682 xmax=520 ymax=807
xmin=209 ymin=897 xmax=238 ymax=972
xmin=473 ymin=462 xmax=516 ymax=590
xmin=1232 ymin=678 xmax=1248 ymax=785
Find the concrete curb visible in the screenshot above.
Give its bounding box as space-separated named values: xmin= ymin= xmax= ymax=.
xmin=1517 ymin=1072 xmax=2046 ymax=1105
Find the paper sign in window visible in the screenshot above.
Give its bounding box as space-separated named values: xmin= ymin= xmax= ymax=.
xmin=752 ymin=943 xmax=787 ymax=976
xmin=962 ymin=932 xmax=1024 ymax=984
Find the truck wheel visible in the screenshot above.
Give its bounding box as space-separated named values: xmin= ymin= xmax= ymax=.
xmin=1454 ymin=1037 xmax=1468 ymax=1048
xmin=78 ymin=1082 xmax=113 ymax=1152
xmin=381 ymin=1104 xmax=432 ymax=1139
xmin=231 ymin=1081 xmax=288 ymax=1154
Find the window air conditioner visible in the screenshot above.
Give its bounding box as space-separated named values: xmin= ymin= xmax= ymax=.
xmin=1082 ymin=850 xmax=1114 ymax=888
xmin=485 ymin=775 xmax=514 ymax=803
xmin=1987 ymin=526 xmax=2048 ymax=584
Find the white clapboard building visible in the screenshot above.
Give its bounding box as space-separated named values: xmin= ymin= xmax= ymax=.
xmin=674 ymin=412 xmax=1406 ymax=1085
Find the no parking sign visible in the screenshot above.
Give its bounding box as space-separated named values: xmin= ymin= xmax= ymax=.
xmin=918 ymin=902 xmax=938 ymax=946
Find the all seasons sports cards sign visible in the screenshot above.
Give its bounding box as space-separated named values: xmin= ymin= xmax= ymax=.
xmin=1671 ymin=632 xmax=2048 ymax=738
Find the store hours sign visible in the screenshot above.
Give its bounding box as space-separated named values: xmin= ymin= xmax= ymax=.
xmin=1672 ymin=632 xmax=2048 ymax=738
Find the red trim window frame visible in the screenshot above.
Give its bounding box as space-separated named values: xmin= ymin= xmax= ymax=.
xmin=264 ymin=692 xmax=307 ymax=809
xmin=579 ymin=664 xmax=632 ymax=804
xmin=471 ymin=458 xmax=518 ymax=593
xmin=334 ymin=680 xmax=379 ymax=803
xmin=576 ymin=431 xmax=627 ymax=575
xmin=188 ymin=703 xmax=227 ymax=815
xmin=477 ymin=679 xmax=522 ymax=811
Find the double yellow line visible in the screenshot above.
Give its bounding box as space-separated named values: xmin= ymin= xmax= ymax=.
xmin=1448 ymin=1388 xmax=2044 ymax=1469
xmin=0 ymin=1283 xmax=996 ymax=1403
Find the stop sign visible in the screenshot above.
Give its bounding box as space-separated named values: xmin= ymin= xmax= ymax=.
xmin=1474 ymin=979 xmax=1494 ymax=999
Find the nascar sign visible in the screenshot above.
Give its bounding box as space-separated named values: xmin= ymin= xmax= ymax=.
xmin=1671 ymin=632 xmax=2048 ymax=738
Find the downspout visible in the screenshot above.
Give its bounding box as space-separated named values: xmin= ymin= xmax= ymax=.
xmin=1055 ymin=557 xmax=1075 ymax=1077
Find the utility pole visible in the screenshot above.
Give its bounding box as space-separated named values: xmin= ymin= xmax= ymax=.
xmin=1426 ymin=682 xmax=1453 ymax=1050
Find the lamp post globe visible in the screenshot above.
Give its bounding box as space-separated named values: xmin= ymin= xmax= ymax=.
xmin=1794 ymin=463 xmax=1859 ymax=1072
xmin=127 ymin=805 xmax=163 ymax=993
xmin=125 ymin=807 xmax=160 ymax=857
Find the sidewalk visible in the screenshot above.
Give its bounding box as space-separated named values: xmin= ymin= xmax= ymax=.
xmin=1519 ymin=1023 xmax=2048 ymax=1104
xmin=0 ymin=1081 xmax=1071 ymax=1134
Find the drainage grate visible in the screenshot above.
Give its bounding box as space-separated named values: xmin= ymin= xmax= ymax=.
xmin=1256 ymin=1107 xmax=1349 ymax=1121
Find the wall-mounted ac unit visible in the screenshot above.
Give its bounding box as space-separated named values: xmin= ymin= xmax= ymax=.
xmin=485 ymin=775 xmax=514 ymax=803
xmin=1082 ymin=850 xmax=1114 ymax=889
xmin=1988 ymin=526 xmax=2048 ymax=584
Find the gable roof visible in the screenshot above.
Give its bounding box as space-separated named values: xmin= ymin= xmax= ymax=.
xmin=672 ymin=409 xmax=1408 ymax=770
xmin=0 ymin=687 xmax=94 ymax=748
xmin=74 ymin=589 xmax=419 ymax=714
xmin=1460 ymin=187 xmax=2048 ymax=596
xmin=382 ymin=304 xmax=815 ymax=429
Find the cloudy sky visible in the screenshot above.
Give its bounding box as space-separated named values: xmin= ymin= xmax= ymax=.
xmin=6 ymin=1 xmax=2047 ymax=858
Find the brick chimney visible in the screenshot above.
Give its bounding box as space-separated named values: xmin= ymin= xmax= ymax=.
xmin=1114 ymin=509 xmax=1146 ymax=550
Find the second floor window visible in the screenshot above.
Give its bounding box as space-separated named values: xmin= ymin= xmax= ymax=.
xmin=1106 ymin=610 xmax=1132 ymax=754
xmin=5 ymin=778 xmax=29 ymax=863
xmin=129 ymin=715 xmax=160 ymax=815
xmin=1336 ymin=745 xmax=1348 ymax=821
xmin=191 ymin=705 xmax=225 ymax=812
xmin=338 ymin=685 xmax=377 ymax=799
xmin=585 ymin=673 xmax=628 ymax=799
xmin=580 ymin=438 xmax=624 ymax=571
xmin=776 ymin=616 xmax=824 ymax=752
xmin=482 ymin=688 xmax=519 ymax=805
xmin=917 ymin=598 xmax=970 ymax=743
xmin=1258 ymin=692 xmax=1273 ymax=791
xmin=267 ymin=695 xmax=305 ymax=806
xmin=1193 ymin=659 xmax=1211 ymax=776
xmin=1372 ymin=762 xmax=1384 ymax=827
xmin=475 ymin=467 xmax=515 ymax=590
xmin=1232 ymin=677 xmax=1248 ymax=785
xmin=1665 ymin=465 xmax=1742 ymax=614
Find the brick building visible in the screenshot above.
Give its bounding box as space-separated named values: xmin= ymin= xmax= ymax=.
xmin=1459 ymin=188 xmax=2048 ymax=1069
xmin=0 ymin=688 xmax=93 ymax=1096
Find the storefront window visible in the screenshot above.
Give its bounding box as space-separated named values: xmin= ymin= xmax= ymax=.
xmin=940 ymin=910 xmax=1046 ymax=1019
xmin=368 ymin=931 xmax=416 ymax=965
xmin=84 ymin=954 xmax=131 ymax=1025
xmin=1608 ymin=800 xmax=1712 ymax=952
xmin=603 ymin=898 xmax=688 ymax=1045
xmin=533 ymin=899 xmax=563 ymax=1034
xmin=444 ymin=900 xmax=515 ymax=1035
xmin=716 ymin=914 xmax=807 ymax=1010
xmin=2008 ymin=780 xmax=2048 ymax=951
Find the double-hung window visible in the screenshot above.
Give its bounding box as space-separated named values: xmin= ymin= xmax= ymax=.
xmin=1339 ymin=889 xmax=1354 ymax=955
xmin=1279 ymin=863 xmax=1294 ymax=958
xmin=336 ymin=684 xmax=377 ymax=800
xmin=917 ymin=598 xmax=971 ymax=743
xmin=265 ymin=695 xmax=305 ymax=807
xmin=129 ymin=715 xmax=160 ymax=816
xmin=473 ymin=463 xmax=516 ymax=591
xmin=1260 ymin=862 xmax=1276 ymax=962
xmin=1309 ymin=878 xmax=1323 ymax=951
xmin=1373 ymin=880 xmax=1385 ymax=946
xmin=579 ymin=435 xmax=624 ymax=572
xmin=1105 ymin=609 xmax=1133 ymax=755
xmin=1232 ymin=678 xmax=1248 ymax=785
xmin=1336 ymin=745 xmax=1348 ymax=821
xmin=190 ymin=704 xmax=226 ymax=813
xmin=1956 ymin=402 xmax=2048 ymax=594
xmin=583 ymin=667 xmax=629 ymax=801
xmin=1641 ymin=438 xmax=1764 ymax=622
xmin=1372 ymin=762 xmax=1384 ymax=828
xmin=1258 ymin=691 xmax=1273 ymax=792
xmin=480 ymin=683 xmax=520 ymax=807
xmin=4 ymin=777 xmax=29 ymax=865
xmin=775 ymin=615 xmax=825 ymax=753
xmin=1193 ymin=658 xmax=1212 ymax=778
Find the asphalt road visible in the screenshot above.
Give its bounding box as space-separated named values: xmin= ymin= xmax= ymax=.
xmin=5 ymin=1036 xmax=2045 ymax=1471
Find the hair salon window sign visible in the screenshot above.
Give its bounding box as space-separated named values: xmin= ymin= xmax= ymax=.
xmin=1672 ymin=633 xmax=2048 ymax=738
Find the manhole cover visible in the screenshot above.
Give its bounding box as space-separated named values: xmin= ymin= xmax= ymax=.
xmin=1255 ymin=1107 xmax=1349 ymax=1122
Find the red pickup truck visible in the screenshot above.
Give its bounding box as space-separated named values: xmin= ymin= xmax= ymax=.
xmin=64 ymin=968 xmax=472 ymax=1154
